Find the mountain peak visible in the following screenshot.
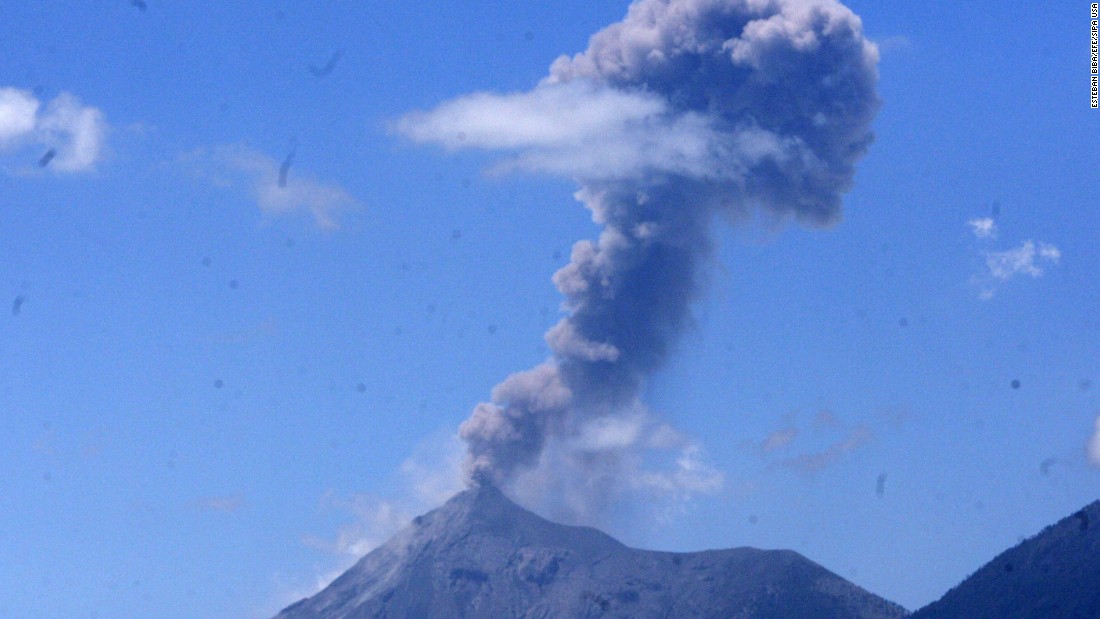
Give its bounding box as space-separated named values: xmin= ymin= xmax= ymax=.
xmin=435 ymin=481 xmax=515 ymax=520
xmin=275 ymin=485 xmax=907 ymax=619
xmin=411 ymin=482 xmax=626 ymax=555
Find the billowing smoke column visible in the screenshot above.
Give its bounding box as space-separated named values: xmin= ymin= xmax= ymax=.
xmin=398 ymin=0 xmax=879 ymax=520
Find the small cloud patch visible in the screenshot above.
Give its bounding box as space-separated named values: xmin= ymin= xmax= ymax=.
xmin=967 ymin=217 xmax=997 ymax=240
xmin=182 ymin=143 xmax=360 ymax=229
xmin=0 ymin=87 xmax=107 ymax=173
xmin=985 ymin=241 xmax=1060 ymax=281
xmin=967 ymin=217 xmax=1060 ymax=299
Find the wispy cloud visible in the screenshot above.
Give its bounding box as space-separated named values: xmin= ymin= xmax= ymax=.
xmin=759 ymin=427 xmax=800 ymax=452
xmin=1089 ymin=416 xmax=1100 ymax=467
xmin=397 ymin=432 xmax=472 ymax=507
xmin=875 ymin=35 xmax=912 ymax=54
xmin=813 ymin=408 xmax=841 ymax=429
xmin=394 ymin=78 xmax=795 ymax=183
xmin=967 ymin=217 xmax=997 ymax=240
xmin=183 ymin=144 xmax=360 ymax=229
xmin=749 ymin=410 xmax=873 ymax=474
xmin=305 ymin=492 xmax=414 ymax=558
xmin=985 ymin=241 xmax=1060 ymax=280
xmin=193 ymin=494 xmax=246 ymax=513
xmin=288 ymin=435 xmax=465 ymax=603
xmin=0 ymin=87 xmax=107 ymax=172
xmin=295 ymin=494 xmax=413 ymax=601
xmin=303 ymin=434 xmax=465 ymax=562
xmin=967 ymin=218 xmax=1060 ymax=299
xmin=776 ymin=426 xmax=872 ymax=474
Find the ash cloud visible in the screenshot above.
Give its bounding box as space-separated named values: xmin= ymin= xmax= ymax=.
xmin=397 ymin=0 xmax=879 ymax=521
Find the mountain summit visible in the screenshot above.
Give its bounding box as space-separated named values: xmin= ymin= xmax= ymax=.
xmin=275 ymin=484 xmax=907 ymax=619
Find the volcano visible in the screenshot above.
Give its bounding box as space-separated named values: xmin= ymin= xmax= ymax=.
xmin=275 ymin=484 xmax=908 ymax=619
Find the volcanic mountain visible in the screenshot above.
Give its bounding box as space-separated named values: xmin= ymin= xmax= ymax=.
xmin=911 ymin=500 xmax=1100 ymax=619
xmin=275 ymin=483 xmax=908 ymax=619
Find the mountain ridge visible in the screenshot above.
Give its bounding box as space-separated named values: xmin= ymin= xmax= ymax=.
xmin=911 ymin=500 xmax=1100 ymax=619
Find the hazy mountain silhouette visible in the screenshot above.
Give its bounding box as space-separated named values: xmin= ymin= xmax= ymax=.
xmin=912 ymin=501 xmax=1100 ymax=619
xmin=275 ymin=484 xmax=907 ymax=619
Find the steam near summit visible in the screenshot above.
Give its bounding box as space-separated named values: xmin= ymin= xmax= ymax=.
xmin=397 ymin=0 xmax=879 ymax=521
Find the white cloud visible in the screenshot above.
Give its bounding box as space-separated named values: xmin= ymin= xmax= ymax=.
xmin=276 ymin=495 xmax=402 ymax=613
xmin=396 ymin=81 xmax=666 ymax=151
xmin=967 ymin=217 xmax=997 ymax=239
xmin=38 ymin=93 xmax=107 ymax=171
xmin=397 ymin=432 xmax=467 ymax=507
xmin=1037 ymin=242 xmax=1061 ymax=261
xmin=1089 ymin=416 xmax=1100 ymax=467
xmin=184 ymin=144 xmax=359 ymax=229
xmin=967 ymin=216 xmax=1061 ymax=299
xmin=305 ymin=493 xmax=413 ymax=558
xmin=393 ymin=79 xmax=793 ymax=182
xmin=0 ymin=88 xmax=39 ymax=144
xmin=985 ymin=240 xmax=1060 ymax=281
xmin=505 ymin=408 xmax=723 ymax=527
xmin=303 ymin=433 xmax=465 ymax=562
xmin=0 ymin=87 xmax=106 ymax=172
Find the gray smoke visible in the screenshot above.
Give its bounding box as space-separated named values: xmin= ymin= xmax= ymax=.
xmin=397 ymin=0 xmax=878 ymax=520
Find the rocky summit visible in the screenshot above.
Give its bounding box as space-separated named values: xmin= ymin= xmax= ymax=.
xmin=275 ymin=484 xmax=908 ymax=619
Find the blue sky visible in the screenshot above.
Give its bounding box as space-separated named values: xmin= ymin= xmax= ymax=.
xmin=1 ymin=1 xmax=1098 ymax=617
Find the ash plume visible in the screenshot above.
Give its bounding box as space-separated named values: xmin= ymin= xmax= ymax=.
xmin=397 ymin=0 xmax=879 ymax=521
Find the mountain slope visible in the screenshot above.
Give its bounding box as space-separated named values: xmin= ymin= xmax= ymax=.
xmin=276 ymin=484 xmax=908 ymax=619
xmin=912 ymin=501 xmax=1100 ymax=619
